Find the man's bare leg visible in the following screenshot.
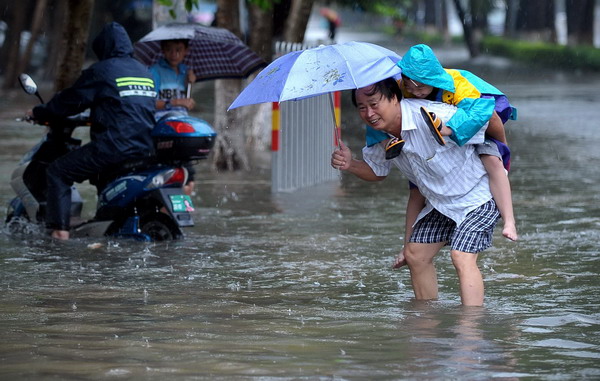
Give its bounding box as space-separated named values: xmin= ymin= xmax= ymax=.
xmin=404 ymin=242 xmax=445 ymax=300
xmin=451 ymin=250 xmax=484 ymax=306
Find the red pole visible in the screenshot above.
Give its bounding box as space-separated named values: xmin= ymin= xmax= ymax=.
xmin=334 ymin=91 xmax=341 ymax=146
xmin=272 ymin=102 xmax=280 ymax=151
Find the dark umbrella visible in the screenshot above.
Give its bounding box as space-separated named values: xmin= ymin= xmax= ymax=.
xmin=134 ymin=23 xmax=266 ymax=81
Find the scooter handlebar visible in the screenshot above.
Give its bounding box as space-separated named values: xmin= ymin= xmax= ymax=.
xmin=18 ymin=111 xmax=91 ymax=128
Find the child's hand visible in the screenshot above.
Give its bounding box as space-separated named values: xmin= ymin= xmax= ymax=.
xmin=172 ymin=98 xmax=196 ymax=111
xmin=439 ymin=121 xmax=452 ymax=137
xmin=186 ymin=69 xmax=196 ymax=85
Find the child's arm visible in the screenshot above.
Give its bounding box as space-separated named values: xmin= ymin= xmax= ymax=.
xmin=447 ymin=96 xmax=496 ymax=146
xmin=443 ymin=70 xmax=497 ymax=146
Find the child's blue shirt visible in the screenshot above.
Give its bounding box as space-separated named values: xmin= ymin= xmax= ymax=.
xmin=149 ymin=58 xmax=189 ymax=119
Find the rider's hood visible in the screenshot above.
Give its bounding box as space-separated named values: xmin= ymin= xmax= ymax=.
xmin=397 ymin=44 xmax=455 ymax=92
xmin=92 ymin=22 xmax=133 ymax=60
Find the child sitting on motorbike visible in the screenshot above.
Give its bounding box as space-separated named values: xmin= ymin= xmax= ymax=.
xmin=150 ymin=39 xmax=197 ymax=196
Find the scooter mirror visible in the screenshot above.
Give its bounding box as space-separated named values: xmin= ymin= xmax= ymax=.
xmin=19 ymin=74 xmax=37 ymax=95
xmin=18 ymin=73 xmax=44 ymax=104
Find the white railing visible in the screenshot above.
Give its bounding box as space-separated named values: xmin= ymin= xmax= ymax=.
xmin=270 ymin=42 xmax=340 ymax=193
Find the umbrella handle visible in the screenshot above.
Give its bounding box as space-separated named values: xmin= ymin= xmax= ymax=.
xmin=187 ymin=83 xmax=192 ymax=98
xmin=329 ymin=93 xmax=343 ymax=177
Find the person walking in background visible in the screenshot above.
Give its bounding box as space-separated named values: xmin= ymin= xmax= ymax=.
xmin=320 ymin=8 xmax=341 ymax=41
xmin=331 ymin=78 xmax=501 ymax=306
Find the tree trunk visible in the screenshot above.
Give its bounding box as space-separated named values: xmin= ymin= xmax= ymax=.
xmin=283 ymin=0 xmax=314 ymax=43
xmin=213 ymin=79 xmax=248 ymax=170
xmin=439 ymin=0 xmax=449 ymax=43
xmin=515 ymin=0 xmax=556 ymax=42
xmin=211 ymin=0 xmax=249 ymax=171
xmin=273 ymin=0 xmax=292 ymax=40
xmin=423 ymin=0 xmax=443 ymax=34
xmin=452 ymin=0 xmax=479 ymax=57
xmin=469 ymin=0 xmax=492 ymax=54
xmin=19 ymin=0 xmax=48 ymax=75
xmin=244 ymin=3 xmax=274 ymax=150
xmin=565 ymin=0 xmax=594 ymax=46
xmin=1 ymin=1 xmax=31 ymax=89
xmin=248 ymin=2 xmax=273 ymax=62
xmin=54 ymin=0 xmax=93 ymax=92
xmin=43 ymin=0 xmax=68 ymax=81
xmin=503 ymin=0 xmax=519 ymax=38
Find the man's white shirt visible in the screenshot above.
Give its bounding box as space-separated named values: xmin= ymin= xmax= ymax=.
xmin=362 ymin=99 xmax=493 ymax=226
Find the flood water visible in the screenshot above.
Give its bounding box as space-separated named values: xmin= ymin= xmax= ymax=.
xmin=1 ymin=43 xmax=599 ymax=380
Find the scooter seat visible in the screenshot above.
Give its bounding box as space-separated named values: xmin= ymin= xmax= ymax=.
xmin=92 ymin=158 xmax=157 ymax=192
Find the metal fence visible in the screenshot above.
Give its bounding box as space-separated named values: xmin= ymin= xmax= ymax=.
xmin=270 ymin=42 xmax=341 ymax=193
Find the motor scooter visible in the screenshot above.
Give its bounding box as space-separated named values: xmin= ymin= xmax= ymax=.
xmin=5 ymin=74 xmax=216 ymax=241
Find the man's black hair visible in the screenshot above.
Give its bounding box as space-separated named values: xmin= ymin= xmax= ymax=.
xmin=351 ymin=77 xmax=403 ymax=107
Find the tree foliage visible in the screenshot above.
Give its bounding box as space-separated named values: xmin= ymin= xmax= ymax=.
xmin=157 ymin=0 xmax=199 ymax=19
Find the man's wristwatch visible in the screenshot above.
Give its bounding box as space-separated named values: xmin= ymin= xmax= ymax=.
xmin=164 ymin=100 xmax=172 ymax=110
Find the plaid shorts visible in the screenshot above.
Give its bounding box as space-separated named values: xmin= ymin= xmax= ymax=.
xmin=409 ymin=199 xmax=500 ymax=253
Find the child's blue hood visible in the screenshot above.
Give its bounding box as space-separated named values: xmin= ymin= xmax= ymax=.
xmin=397 ymin=44 xmax=455 ymax=92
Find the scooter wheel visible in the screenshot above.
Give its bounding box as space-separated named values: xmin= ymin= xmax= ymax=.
xmin=139 ymin=213 xmax=182 ymax=241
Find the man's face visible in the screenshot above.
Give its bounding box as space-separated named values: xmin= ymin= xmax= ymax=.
xmin=402 ymin=77 xmax=433 ymax=99
xmin=162 ymin=42 xmax=188 ymax=68
xmin=355 ymin=86 xmax=400 ymax=135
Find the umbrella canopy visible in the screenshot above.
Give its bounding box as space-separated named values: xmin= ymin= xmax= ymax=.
xmin=134 ymin=23 xmax=266 ymax=81
xmin=228 ymin=41 xmax=402 ymax=110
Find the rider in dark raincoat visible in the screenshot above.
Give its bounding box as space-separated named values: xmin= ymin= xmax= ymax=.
xmin=29 ymin=22 xmax=157 ymax=240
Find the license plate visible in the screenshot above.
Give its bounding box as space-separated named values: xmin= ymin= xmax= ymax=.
xmin=169 ymin=194 xmax=195 ymax=212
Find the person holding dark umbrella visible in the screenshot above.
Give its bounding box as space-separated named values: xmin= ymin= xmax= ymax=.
xmin=150 ymin=39 xmax=197 ymax=119
xmin=135 ymin=23 xmax=267 ymax=196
